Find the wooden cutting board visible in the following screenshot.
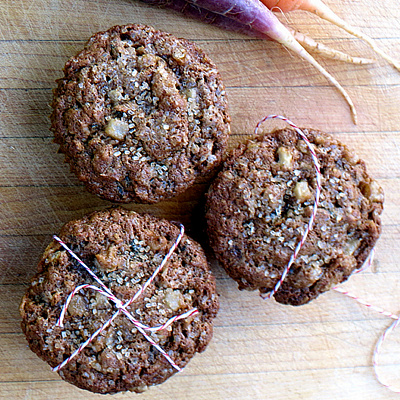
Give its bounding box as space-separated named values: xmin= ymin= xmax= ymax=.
xmin=1 ymin=1 xmax=400 ymax=399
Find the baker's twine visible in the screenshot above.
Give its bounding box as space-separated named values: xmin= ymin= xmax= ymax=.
xmin=255 ymin=115 xmax=322 ymax=299
xmin=333 ymin=249 xmax=400 ymax=393
xmin=52 ymin=224 xmax=198 ymax=373
xmin=257 ymin=115 xmax=399 ymax=393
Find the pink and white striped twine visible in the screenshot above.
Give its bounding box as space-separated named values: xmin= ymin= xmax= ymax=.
xmin=52 ymin=223 xmax=198 ymax=373
xmin=256 ymin=115 xmax=400 ymax=393
xmin=255 ymin=115 xmax=322 ymax=299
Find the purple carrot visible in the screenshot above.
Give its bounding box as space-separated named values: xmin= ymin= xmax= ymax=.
xmin=140 ymin=0 xmax=358 ymax=123
xmin=142 ymin=0 xmax=373 ymax=64
xmin=140 ymin=0 xmax=266 ymax=38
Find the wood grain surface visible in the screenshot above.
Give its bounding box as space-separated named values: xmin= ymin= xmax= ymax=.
xmin=1 ymin=1 xmax=400 ymax=399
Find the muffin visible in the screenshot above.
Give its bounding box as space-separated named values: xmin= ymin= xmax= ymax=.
xmin=51 ymin=24 xmax=230 ymax=203
xmin=206 ymin=127 xmax=384 ymax=306
xmin=20 ymin=207 xmax=219 ymax=393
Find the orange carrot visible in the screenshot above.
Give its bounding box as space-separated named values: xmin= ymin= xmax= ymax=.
xmin=260 ymin=0 xmax=400 ymax=71
xmin=263 ymin=0 xmax=305 ymax=11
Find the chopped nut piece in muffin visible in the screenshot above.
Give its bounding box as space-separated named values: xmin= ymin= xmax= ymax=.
xmin=20 ymin=207 xmax=219 ymax=394
xmin=51 ymin=24 xmax=230 ymax=203
xmin=205 ymin=128 xmax=384 ymax=306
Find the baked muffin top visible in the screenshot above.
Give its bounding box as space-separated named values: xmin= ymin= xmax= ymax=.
xmin=206 ymin=128 xmax=384 ymax=305
xmin=51 ymin=24 xmax=230 ymax=203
